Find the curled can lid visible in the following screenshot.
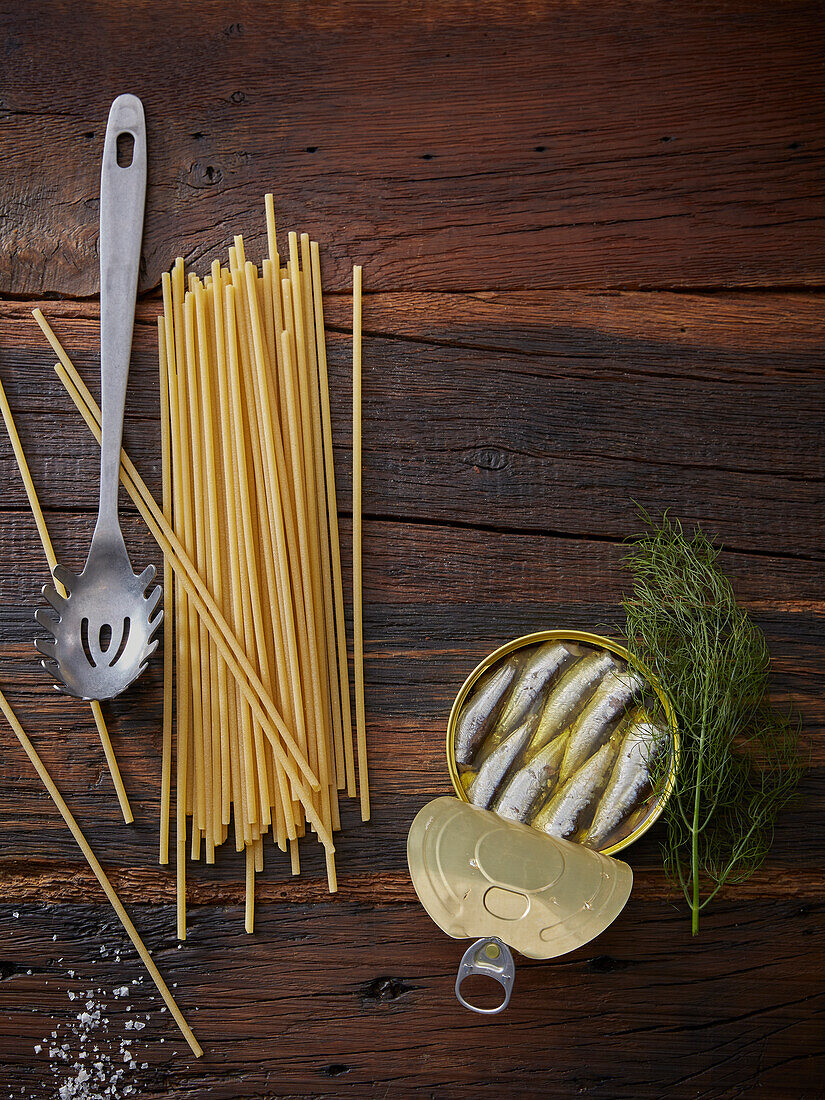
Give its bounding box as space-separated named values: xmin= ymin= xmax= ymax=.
xmin=407 ymin=796 xmax=633 ymax=961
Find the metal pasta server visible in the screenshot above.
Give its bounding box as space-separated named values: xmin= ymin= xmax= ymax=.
xmin=36 ymin=95 xmax=161 ymax=700
xmin=407 ymin=629 xmax=679 ymax=1015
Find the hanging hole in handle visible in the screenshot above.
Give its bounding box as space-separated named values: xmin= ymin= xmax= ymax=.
xmin=116 ymin=131 xmax=135 ymax=167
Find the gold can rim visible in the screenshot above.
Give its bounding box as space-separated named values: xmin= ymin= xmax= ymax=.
xmin=445 ymin=629 xmax=680 ymax=856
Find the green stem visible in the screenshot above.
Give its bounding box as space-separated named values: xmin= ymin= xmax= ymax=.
xmin=691 ymin=752 xmax=702 ymax=935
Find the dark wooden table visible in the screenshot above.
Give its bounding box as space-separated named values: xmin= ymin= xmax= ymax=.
xmin=0 ymin=3 xmax=823 ymax=1097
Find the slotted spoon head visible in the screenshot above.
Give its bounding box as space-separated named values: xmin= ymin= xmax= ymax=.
xmin=35 ymin=546 xmax=162 ymax=701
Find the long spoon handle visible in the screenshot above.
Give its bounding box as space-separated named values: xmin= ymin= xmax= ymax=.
xmin=96 ymin=94 xmax=146 ymax=542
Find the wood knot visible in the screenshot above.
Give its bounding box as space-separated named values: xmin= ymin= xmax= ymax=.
xmin=320 ymin=1064 xmax=351 ymax=1077
xmin=586 ymin=955 xmax=632 ymax=973
xmin=462 ymin=447 xmax=510 ymax=472
xmin=359 ymin=976 xmax=414 ymax=1002
xmin=189 ymin=162 xmax=223 ymax=189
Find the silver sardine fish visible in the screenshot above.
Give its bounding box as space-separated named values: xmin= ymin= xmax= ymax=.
xmin=558 ymin=667 xmax=645 ymax=784
xmin=467 ymin=716 xmax=535 ymax=810
xmin=494 ymin=730 xmax=570 ymax=823
xmin=528 ymin=651 xmax=616 ymax=757
xmin=492 ymin=641 xmax=571 ymax=742
xmin=532 ymin=738 xmax=617 ymax=839
xmin=585 ymin=717 xmax=664 ymax=849
xmin=453 ymin=657 xmax=519 ymax=764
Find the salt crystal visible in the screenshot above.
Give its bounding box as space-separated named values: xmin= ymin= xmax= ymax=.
xmin=34 ymin=1044 xmax=41 ymax=1053
xmin=68 ymin=992 xmax=76 ymax=1000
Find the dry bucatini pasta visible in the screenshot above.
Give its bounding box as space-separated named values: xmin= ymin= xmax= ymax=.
xmin=157 ymin=207 xmax=367 ymax=929
xmin=32 ymin=198 xmax=368 ymax=938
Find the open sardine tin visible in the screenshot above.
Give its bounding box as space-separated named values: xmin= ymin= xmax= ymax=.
xmin=406 ymin=630 xmax=679 ymax=1015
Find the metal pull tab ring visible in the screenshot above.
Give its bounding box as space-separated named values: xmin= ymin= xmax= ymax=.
xmin=455 ymin=937 xmax=515 ymax=1015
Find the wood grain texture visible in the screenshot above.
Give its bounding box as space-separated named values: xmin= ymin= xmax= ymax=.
xmin=0 ymin=897 xmax=823 ymax=1099
xmin=1 ymin=2 xmax=824 ymax=1095
xmin=2 ymin=292 xmax=823 ymax=557
xmin=2 ymin=1 xmax=825 ymax=296
xmin=0 ymin=288 xmax=822 ymax=1096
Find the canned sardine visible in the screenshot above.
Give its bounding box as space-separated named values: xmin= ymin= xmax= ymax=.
xmin=446 ymin=630 xmax=679 ymax=856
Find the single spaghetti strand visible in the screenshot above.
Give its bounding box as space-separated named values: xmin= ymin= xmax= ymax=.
xmin=244 ymin=844 xmax=255 ymax=934
xmin=0 ymin=377 xmax=134 ymax=824
xmin=352 ymin=265 xmax=370 ymax=820
xmin=264 ymin=192 xmax=278 ymax=260
xmin=157 ymin=316 xmax=174 ymax=861
xmin=0 ymin=688 xmax=202 ymax=1057
xmin=310 ymin=242 xmax=357 ymax=797
xmin=183 ymin=291 xmax=212 ymax=852
xmin=164 ymin=268 xmax=192 ymax=937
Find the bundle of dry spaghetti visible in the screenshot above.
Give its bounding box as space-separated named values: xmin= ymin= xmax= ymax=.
xmin=156 ymin=197 xmax=368 ymax=936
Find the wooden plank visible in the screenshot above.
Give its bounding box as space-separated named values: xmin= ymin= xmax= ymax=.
xmin=1 ymin=293 xmax=823 ymax=557
xmin=0 ymin=896 xmax=821 ymax=1097
xmin=2 ymin=2 xmax=825 ymax=296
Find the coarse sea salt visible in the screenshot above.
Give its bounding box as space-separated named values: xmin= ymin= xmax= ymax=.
xmin=35 ymin=979 xmax=154 ymax=1099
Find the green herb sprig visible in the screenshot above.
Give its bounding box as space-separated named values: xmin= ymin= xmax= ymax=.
xmin=623 ymin=513 xmax=802 ymax=934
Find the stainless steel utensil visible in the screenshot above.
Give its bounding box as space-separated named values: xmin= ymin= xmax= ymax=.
xmin=36 ymin=94 xmax=161 ymax=700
